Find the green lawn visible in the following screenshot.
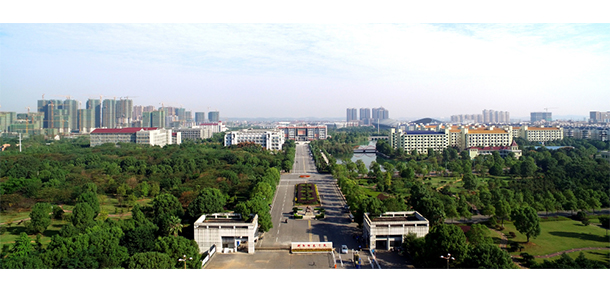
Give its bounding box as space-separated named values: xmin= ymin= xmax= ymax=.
xmin=500 ymin=219 xmax=610 ymax=257
xmin=0 ymin=210 xmax=32 ymax=224
xmin=1 ymin=218 xmax=68 ymax=246
xmin=360 ymin=186 xmax=382 ymax=197
xmin=0 ymin=195 xmax=152 ymax=247
xmin=534 ymin=249 xmax=610 ymax=267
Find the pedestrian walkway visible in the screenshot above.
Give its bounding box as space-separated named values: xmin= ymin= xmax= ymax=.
xmin=534 ymin=247 xmax=610 ymax=259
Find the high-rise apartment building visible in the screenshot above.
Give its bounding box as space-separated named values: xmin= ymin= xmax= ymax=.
xmin=142 ymin=110 xmax=166 ymax=128
xmin=0 ymin=112 xmax=16 ymax=132
xmin=102 ymin=99 xmax=117 ymax=128
xmin=531 ymin=112 xmax=552 ymax=122
xmin=590 ymin=111 xmax=610 ymax=123
xmin=372 ymin=107 xmax=389 ymax=120
xmin=360 ymin=108 xmax=371 ymax=125
xmin=195 ymin=112 xmax=206 ymax=124
xmin=208 ymin=111 xmax=220 ymax=123
xmin=116 ymin=99 xmax=133 ymax=127
xmin=79 ymin=108 xmax=97 ymax=133
xmin=346 ymin=108 xmax=358 ymax=122
xmin=86 ymin=99 xmax=102 ymax=128
xmin=38 ymin=99 xmax=63 ymax=129
xmin=132 ymin=105 xmax=143 ymax=122
xmin=63 ymin=99 xmax=79 ymax=132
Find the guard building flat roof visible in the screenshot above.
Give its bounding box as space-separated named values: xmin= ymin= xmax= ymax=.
xmin=194 ymin=213 xmax=259 ymax=254
xmin=363 ymin=211 xmax=429 ymax=251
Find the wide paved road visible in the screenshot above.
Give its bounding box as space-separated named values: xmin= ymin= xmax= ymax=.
xmin=259 ymin=142 xmax=361 ymax=254
xmin=206 ymin=142 xmax=405 ymax=269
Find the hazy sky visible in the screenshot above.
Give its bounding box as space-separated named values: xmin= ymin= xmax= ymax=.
xmin=1 ymin=23 xmax=609 ymax=120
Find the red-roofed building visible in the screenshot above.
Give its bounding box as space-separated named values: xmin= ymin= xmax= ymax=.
xmin=90 ymin=127 xmax=180 ymax=147
xmin=467 ymin=140 xmax=521 ymax=159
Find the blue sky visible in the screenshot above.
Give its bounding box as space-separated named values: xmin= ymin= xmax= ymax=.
xmin=1 ymin=21 xmax=609 ymax=120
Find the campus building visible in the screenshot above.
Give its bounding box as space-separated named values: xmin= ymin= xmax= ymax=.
xmin=460 ymin=126 xmax=513 ymax=150
xmin=517 ymin=125 xmax=563 ymax=142
xmin=363 ymin=211 xmax=429 ymax=251
xmin=389 ymin=128 xmax=449 ymax=155
xmin=90 ymin=127 xmax=179 ymax=147
xmin=174 ymin=121 xmax=227 ymax=141
xmin=224 ymin=129 xmax=285 ymax=150
xmin=278 ymin=124 xmax=327 ymax=141
xmin=467 ymin=140 xmax=522 ymax=159
xmin=193 ymin=213 xmax=259 ymax=254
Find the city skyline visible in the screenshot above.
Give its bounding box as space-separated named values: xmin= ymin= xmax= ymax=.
xmin=1 ymin=21 xmax=609 ymax=119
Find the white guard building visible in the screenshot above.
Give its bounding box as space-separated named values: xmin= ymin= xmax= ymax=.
xmin=193 ymin=213 xmax=258 ymax=254
xmin=363 ymin=211 xmax=429 ymax=250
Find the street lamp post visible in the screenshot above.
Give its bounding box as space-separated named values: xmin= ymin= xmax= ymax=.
xmin=178 ymin=254 xmax=193 ymax=269
xmin=440 ymin=253 xmax=455 ymax=269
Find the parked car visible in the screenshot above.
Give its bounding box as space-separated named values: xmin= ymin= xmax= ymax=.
xmin=341 ymin=245 xmax=348 ymax=254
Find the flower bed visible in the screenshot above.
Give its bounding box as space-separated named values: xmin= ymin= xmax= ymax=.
xmin=295 ymin=183 xmax=319 ymax=205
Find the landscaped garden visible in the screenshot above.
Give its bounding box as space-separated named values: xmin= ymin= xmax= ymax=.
xmin=295 ymin=183 xmax=319 ymax=205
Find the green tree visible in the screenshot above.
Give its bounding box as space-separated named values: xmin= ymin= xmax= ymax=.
xmin=186 ymin=188 xmax=228 ymax=219
xmin=462 ymin=243 xmax=514 ymax=269
xmin=155 ymin=236 xmax=200 ymax=269
xmin=511 ymin=206 xmax=541 ymax=243
xmin=465 ymin=223 xmax=493 ymax=246
xmin=76 ymin=191 xmax=100 ymax=215
xmin=462 ymin=173 xmax=478 ymax=190
xmin=494 ymin=200 xmax=511 ymax=227
xmin=414 ymin=195 xmax=446 ymax=227
xmin=423 ymin=224 xmax=468 ymax=268
xmin=356 ymin=160 xmax=368 ymax=177
xmin=71 ymin=202 xmax=97 ymax=230
xmin=128 ymin=252 xmax=173 ymax=269
xmin=168 ymin=215 xmax=183 ymax=237
xmin=520 ymin=157 xmax=537 ymax=177
xmin=121 ymin=224 xmax=159 ymax=255
xmin=25 ymin=202 xmax=52 ymax=235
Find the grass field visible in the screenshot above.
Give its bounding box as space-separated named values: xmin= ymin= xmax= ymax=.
xmin=500 ymin=218 xmax=610 ymax=257
xmin=534 ymin=249 xmax=610 ymax=267
xmin=0 ymin=196 xmax=152 ymax=247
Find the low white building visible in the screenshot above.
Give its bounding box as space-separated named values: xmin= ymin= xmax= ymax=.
xmin=90 ymin=127 xmax=179 ymax=147
xmin=363 ymin=211 xmax=429 ymax=251
xmin=193 ymin=213 xmax=259 ymax=254
xmin=224 ymin=129 xmax=285 ymax=150
xmin=174 ymin=121 xmax=227 ymax=141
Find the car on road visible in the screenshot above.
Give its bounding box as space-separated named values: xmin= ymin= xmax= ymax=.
xmin=341 ymin=245 xmax=348 ymax=254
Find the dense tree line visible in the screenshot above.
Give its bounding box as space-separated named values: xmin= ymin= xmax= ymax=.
xmin=0 ymin=135 xmax=294 ymax=268
xmin=323 ymin=129 xmax=608 ymax=268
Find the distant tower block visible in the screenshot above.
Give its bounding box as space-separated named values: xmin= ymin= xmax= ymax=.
xmin=208 ymin=111 xmax=220 ymax=123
